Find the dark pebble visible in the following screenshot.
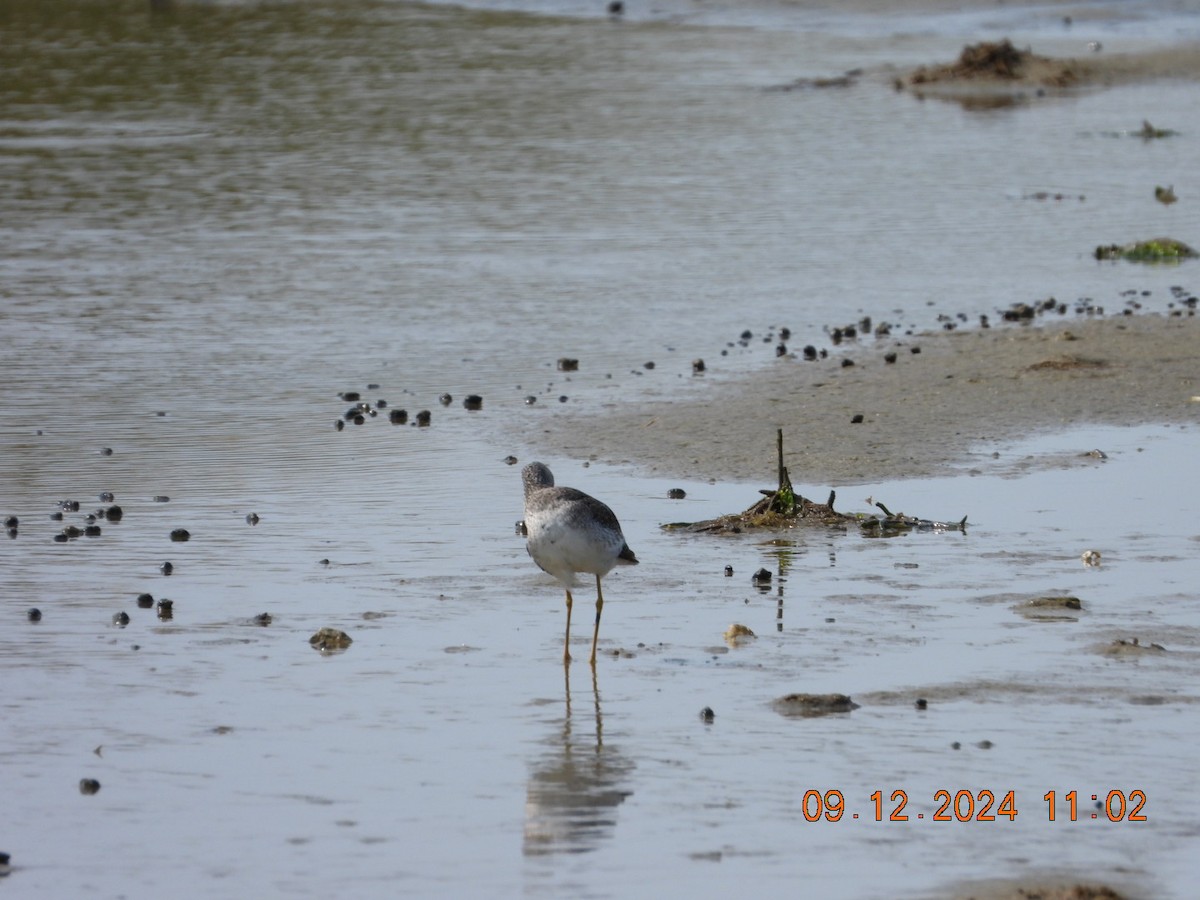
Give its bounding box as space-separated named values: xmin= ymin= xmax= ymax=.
xmin=840 ymin=358 xmax=855 ymax=368
xmin=389 ymin=409 xmax=408 ymax=424
xmin=699 ymin=706 xmax=715 ymax=723
xmin=524 ymin=395 xmax=537 ymax=405
xmin=884 ymin=352 xmax=897 ymax=364
xmin=154 ymin=496 xmax=170 ymax=503
xmin=99 ymin=492 xmax=115 ymax=502
xmin=335 ymin=419 xmax=345 ymax=431
xmin=558 ymin=395 xmax=568 ymax=403
xmin=27 ymin=608 xmax=42 ymax=622
xmin=503 ymin=455 xmax=518 ymax=465
xmin=775 ymin=343 xmax=787 ymax=357
xmin=137 ymin=593 xmax=155 ymax=609
xmin=515 ymin=519 xmax=528 ymax=537
xmin=246 ymin=513 xmax=260 ymax=525
xmin=438 ymin=393 xmax=452 ymax=406
xmin=112 ymin=611 xmax=130 ymax=626
xmin=850 ymin=414 xmax=864 ymax=424
xmin=724 ymin=565 xmax=733 ymax=577
xmin=950 ymin=741 xmax=961 ymax=750
xmin=4 ymin=516 xmax=18 ymax=528
xmin=367 ymin=383 xmax=380 ymax=390
xmin=463 ymin=395 xmax=483 ymax=411
xmin=170 ymin=529 xmax=190 ymax=542
xmin=6 ymin=528 xmax=15 ymax=539
xmin=53 ymin=533 xmax=68 ymax=543
xmin=254 ymin=612 xmax=273 ymax=626
xmin=62 ymin=525 xmax=82 ymax=538
xmin=352 ymin=414 xmax=365 ymax=425
xmin=340 ymin=391 xmax=360 ymax=401
xmin=692 ymin=359 xmax=705 ymax=373
xmin=740 ymin=329 xmax=752 ymax=340
xmin=914 ymin=698 xmax=927 ymax=710
xmin=100 ymin=448 xmax=113 ymax=456
xmin=84 ymin=525 xmax=102 ymax=537
xmin=79 ymin=779 xmax=101 ymax=795
xmin=160 ymin=561 xmax=174 ymax=575
xmin=106 ymin=506 xmax=122 ymax=521
xmin=557 ymin=358 xmax=579 ymax=372
xmin=60 ymin=500 xmax=80 ymax=512
xmin=607 ymin=1 xmax=623 ymax=15
xmin=911 ymin=346 xmax=921 ymax=354
xmin=803 ymin=345 xmax=818 ymax=360
xmin=667 ymin=488 xmax=686 ymax=499
xmin=643 ymin=361 xmax=655 ymax=370
xmin=752 ymin=567 xmax=772 ymax=584
xmin=780 ymin=327 xmax=791 ymax=340
xmin=156 ymin=599 xmax=174 ymax=619
xmin=50 ymin=512 xmax=64 ymax=521
xmin=416 ymin=410 xmax=431 ymax=426
xmin=375 ymin=399 xmax=387 ymax=409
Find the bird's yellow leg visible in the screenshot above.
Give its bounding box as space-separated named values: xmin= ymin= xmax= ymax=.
xmin=563 ymin=588 xmax=574 ymax=663
xmin=589 ymin=575 xmax=605 ymax=666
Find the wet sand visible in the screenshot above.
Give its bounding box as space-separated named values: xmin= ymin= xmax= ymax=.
xmin=537 ymin=313 xmax=1200 ymax=486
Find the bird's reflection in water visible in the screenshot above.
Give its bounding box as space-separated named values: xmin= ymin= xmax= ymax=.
xmin=523 ymin=665 xmax=634 ymax=856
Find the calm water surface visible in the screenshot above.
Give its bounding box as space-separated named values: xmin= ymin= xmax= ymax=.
xmin=2 ymin=1 xmax=1199 ymax=896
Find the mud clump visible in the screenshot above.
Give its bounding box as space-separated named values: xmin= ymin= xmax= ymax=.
xmin=772 ymin=693 xmax=859 ymax=718
xmin=905 ymin=40 xmax=1078 ymax=88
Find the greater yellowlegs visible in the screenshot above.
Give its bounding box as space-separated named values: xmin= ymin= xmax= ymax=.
xmin=522 ymin=462 xmax=638 ymax=665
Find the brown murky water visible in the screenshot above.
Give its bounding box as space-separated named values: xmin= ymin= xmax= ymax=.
xmin=2 ymin=1 xmax=1199 ymax=897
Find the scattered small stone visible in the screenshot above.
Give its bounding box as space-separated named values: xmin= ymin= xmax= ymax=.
xmin=438 ymin=393 xmax=453 ymax=406
xmin=775 ymin=343 xmax=787 ymax=357
xmin=84 ymin=525 xmax=101 ymax=537
xmin=463 ymin=395 xmax=483 ymax=411
xmin=840 ymin=358 xmax=855 ymax=368
xmin=911 ymin=346 xmax=921 ymax=354
xmin=503 ymin=455 xmax=518 ymax=465
xmin=154 ymin=496 xmax=170 ymax=503
xmin=310 ymin=627 xmax=353 ymax=653
xmin=699 ymin=706 xmax=715 ymax=723
xmin=79 ymin=778 xmax=101 ymax=795
xmin=27 ymin=608 xmax=42 ymax=622
xmin=112 ymin=611 xmax=130 ymax=627
xmin=802 ymin=345 xmax=818 ymax=360
xmin=976 ymin=740 xmax=993 ymax=749
xmin=52 ymin=533 xmax=68 ymax=543
xmin=1081 ymin=549 xmax=1102 ymax=566
xmin=723 ymin=565 xmax=733 ymax=577
xmin=667 ymin=488 xmax=686 ymax=500
xmin=340 ymin=391 xmax=361 ymax=402
xmin=160 ymin=561 xmax=174 ymax=575
xmin=60 ymin=500 xmax=80 ymax=512
xmin=692 ymin=359 xmax=706 ymax=373
xmin=389 ymin=409 xmax=408 ymax=424
xmin=246 ymin=513 xmax=260 ymax=525
xmin=105 ymin=505 xmax=122 ymax=521
xmin=751 ymin=567 xmax=772 ymax=585
xmin=100 ymin=447 xmax=113 ymax=456
xmin=170 ymin=528 xmax=190 ymax=542
xmin=137 ymin=593 xmax=154 ymax=609
xmin=49 ymin=511 xmax=63 ymax=521
xmin=156 ymin=599 xmax=174 ymax=619
xmin=884 ymin=352 xmax=897 ymax=364
xmin=850 ymin=413 xmax=864 ymax=424
xmin=914 ymin=698 xmax=927 ymax=710
xmin=524 ymin=395 xmax=537 ymax=405
xmin=335 ymin=419 xmax=345 ymax=431
xmin=98 ymin=492 xmax=114 ymax=502
xmin=557 ymin=358 xmax=579 ymax=372
xmin=643 ymin=361 xmax=655 ymax=370
xmin=253 ymin=612 xmax=273 ymax=626
xmin=558 ymin=395 xmax=569 ymax=403
xmin=415 ymin=410 xmax=431 ymax=426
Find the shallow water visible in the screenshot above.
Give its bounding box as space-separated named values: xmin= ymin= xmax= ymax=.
xmin=2 ymin=1 xmax=1199 ymax=896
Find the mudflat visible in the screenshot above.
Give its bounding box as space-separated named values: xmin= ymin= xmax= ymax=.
xmin=537 ymin=313 xmax=1200 ymax=486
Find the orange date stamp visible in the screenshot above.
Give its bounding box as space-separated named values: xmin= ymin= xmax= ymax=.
xmin=801 ymin=789 xmax=1148 ymax=822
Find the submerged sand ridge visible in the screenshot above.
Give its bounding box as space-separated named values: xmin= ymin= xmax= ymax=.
xmin=534 ymin=313 xmax=1200 ymax=486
